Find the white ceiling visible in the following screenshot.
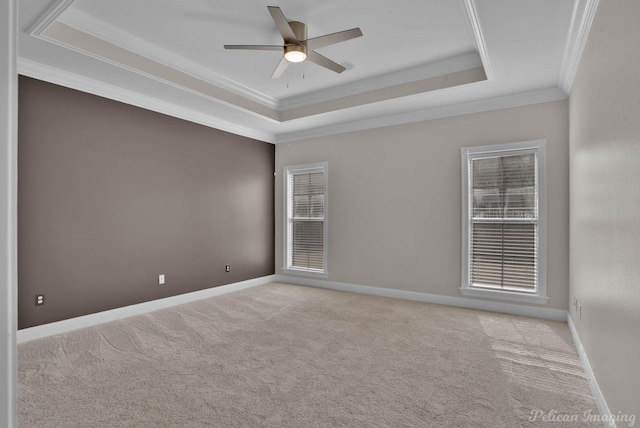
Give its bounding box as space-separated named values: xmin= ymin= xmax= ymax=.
xmin=17 ymin=0 xmax=594 ymax=143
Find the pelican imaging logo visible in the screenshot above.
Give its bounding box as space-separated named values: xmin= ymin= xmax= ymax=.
xmin=529 ymin=409 xmax=636 ymax=426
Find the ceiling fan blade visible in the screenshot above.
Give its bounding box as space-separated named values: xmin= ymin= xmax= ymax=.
xmin=267 ymin=6 xmax=299 ymax=44
xmin=304 ymin=28 xmax=363 ymax=50
xmin=272 ymin=56 xmax=290 ymax=79
xmin=306 ymin=50 xmax=346 ymax=74
xmin=224 ymin=45 xmax=284 ymax=51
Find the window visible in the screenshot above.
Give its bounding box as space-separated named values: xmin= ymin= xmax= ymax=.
xmin=283 ymin=162 xmax=328 ymax=277
xmin=460 ymin=140 xmax=548 ymax=304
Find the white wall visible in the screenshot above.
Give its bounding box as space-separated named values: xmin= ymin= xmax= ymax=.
xmin=569 ymin=0 xmax=640 ymax=418
xmin=0 ymin=0 xmax=18 ymax=426
xmin=276 ymin=100 xmax=569 ymax=310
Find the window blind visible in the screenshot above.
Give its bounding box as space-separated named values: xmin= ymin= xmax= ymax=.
xmin=470 ymin=153 xmax=538 ymax=291
xmin=289 ymin=171 xmax=325 ymax=271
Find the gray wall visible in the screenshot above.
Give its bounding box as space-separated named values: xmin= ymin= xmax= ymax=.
xmin=18 ymin=76 xmax=274 ymax=329
xmin=569 ymin=0 xmax=640 ymax=418
xmin=276 ymin=100 xmax=569 ymax=310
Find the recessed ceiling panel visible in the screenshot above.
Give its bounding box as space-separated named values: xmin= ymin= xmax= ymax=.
xmin=18 ymin=0 xmax=586 ymax=143
xmin=64 ymin=0 xmax=478 ymax=99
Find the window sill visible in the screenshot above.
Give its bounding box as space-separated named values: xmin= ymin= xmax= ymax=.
xmin=282 ymin=268 xmax=329 ymax=279
xmin=459 ymin=286 xmax=549 ymax=305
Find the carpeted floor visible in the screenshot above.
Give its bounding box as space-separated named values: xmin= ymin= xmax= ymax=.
xmin=19 ymin=282 xmax=599 ymax=427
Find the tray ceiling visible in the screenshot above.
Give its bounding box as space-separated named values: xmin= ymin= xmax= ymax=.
xmin=18 ymin=0 xmax=594 ymax=143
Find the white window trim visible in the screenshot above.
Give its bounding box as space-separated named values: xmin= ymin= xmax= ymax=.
xmin=283 ymin=162 xmax=329 ymax=278
xmin=460 ymin=140 xmax=548 ymax=305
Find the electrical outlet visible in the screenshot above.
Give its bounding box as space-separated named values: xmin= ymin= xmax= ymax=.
xmin=159 ymin=274 xmax=165 ymax=285
xmin=35 ymin=294 xmax=44 ymax=306
xmin=225 ymin=265 xmax=230 ymax=273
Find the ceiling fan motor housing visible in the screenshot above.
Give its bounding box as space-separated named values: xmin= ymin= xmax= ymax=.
xmin=288 ymin=21 xmax=308 ymax=43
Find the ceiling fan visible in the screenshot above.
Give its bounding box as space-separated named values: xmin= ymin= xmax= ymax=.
xmin=224 ymin=6 xmax=363 ymax=78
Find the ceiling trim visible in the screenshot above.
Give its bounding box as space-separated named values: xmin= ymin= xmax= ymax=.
xmin=27 ymin=0 xmax=76 ymax=35
xmin=18 ymin=57 xmax=276 ymax=143
xmin=19 ymin=57 xmax=567 ymax=146
xmin=18 ymin=56 xmax=567 ymax=146
xmin=56 ymin=7 xmax=280 ymax=110
xmin=279 ymin=66 xmax=487 ymax=122
xmin=463 ymin=0 xmax=494 ymax=81
xmin=37 ymin=4 xmax=486 ymax=116
xmin=19 ymin=1 xmax=578 ymax=145
xmin=558 ymin=0 xmax=600 ymax=94
xmin=39 ymin=21 xmax=280 ymax=122
xmin=37 ymin=19 xmax=487 ymax=123
xmin=274 ymin=87 xmax=568 ymax=144
xmin=278 ymin=52 xmax=482 ymax=111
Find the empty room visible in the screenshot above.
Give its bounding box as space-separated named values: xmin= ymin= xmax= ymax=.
xmin=1 ymin=0 xmax=639 ymax=426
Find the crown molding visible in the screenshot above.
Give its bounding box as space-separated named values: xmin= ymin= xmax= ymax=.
xmin=463 ymin=0 xmax=494 ymax=81
xmin=559 ymin=0 xmax=600 ymax=95
xmin=34 ymin=4 xmax=489 ymax=117
xmin=274 ymin=86 xmax=567 ymax=143
xmin=17 ymin=57 xmax=566 ymax=147
xmin=55 ymin=7 xmax=280 ymax=110
xmin=36 ymin=20 xmax=488 ymax=124
xmin=37 ymin=21 xmax=280 ymax=122
xmin=18 ymin=58 xmax=277 ymax=143
xmin=278 ymin=52 xmax=482 ymax=111
xmin=36 ymin=15 xmax=488 ymax=124
xmin=279 ymin=66 xmax=487 ymax=122
xmin=27 ymin=0 xmax=76 ymax=35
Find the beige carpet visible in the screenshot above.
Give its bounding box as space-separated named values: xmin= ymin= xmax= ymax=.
xmin=19 ymin=283 xmax=599 ymax=427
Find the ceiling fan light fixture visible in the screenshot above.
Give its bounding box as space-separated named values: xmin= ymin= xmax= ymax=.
xmin=284 ymin=45 xmax=307 ymax=63
xmin=224 ymin=7 xmax=361 ymax=78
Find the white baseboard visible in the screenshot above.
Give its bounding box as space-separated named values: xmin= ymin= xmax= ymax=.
xmin=567 ymin=315 xmax=616 ymax=428
xmin=17 ymin=275 xmax=276 ymax=344
xmin=274 ymin=275 xmax=568 ymax=322
xmin=19 ymin=273 xmax=568 ymax=338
